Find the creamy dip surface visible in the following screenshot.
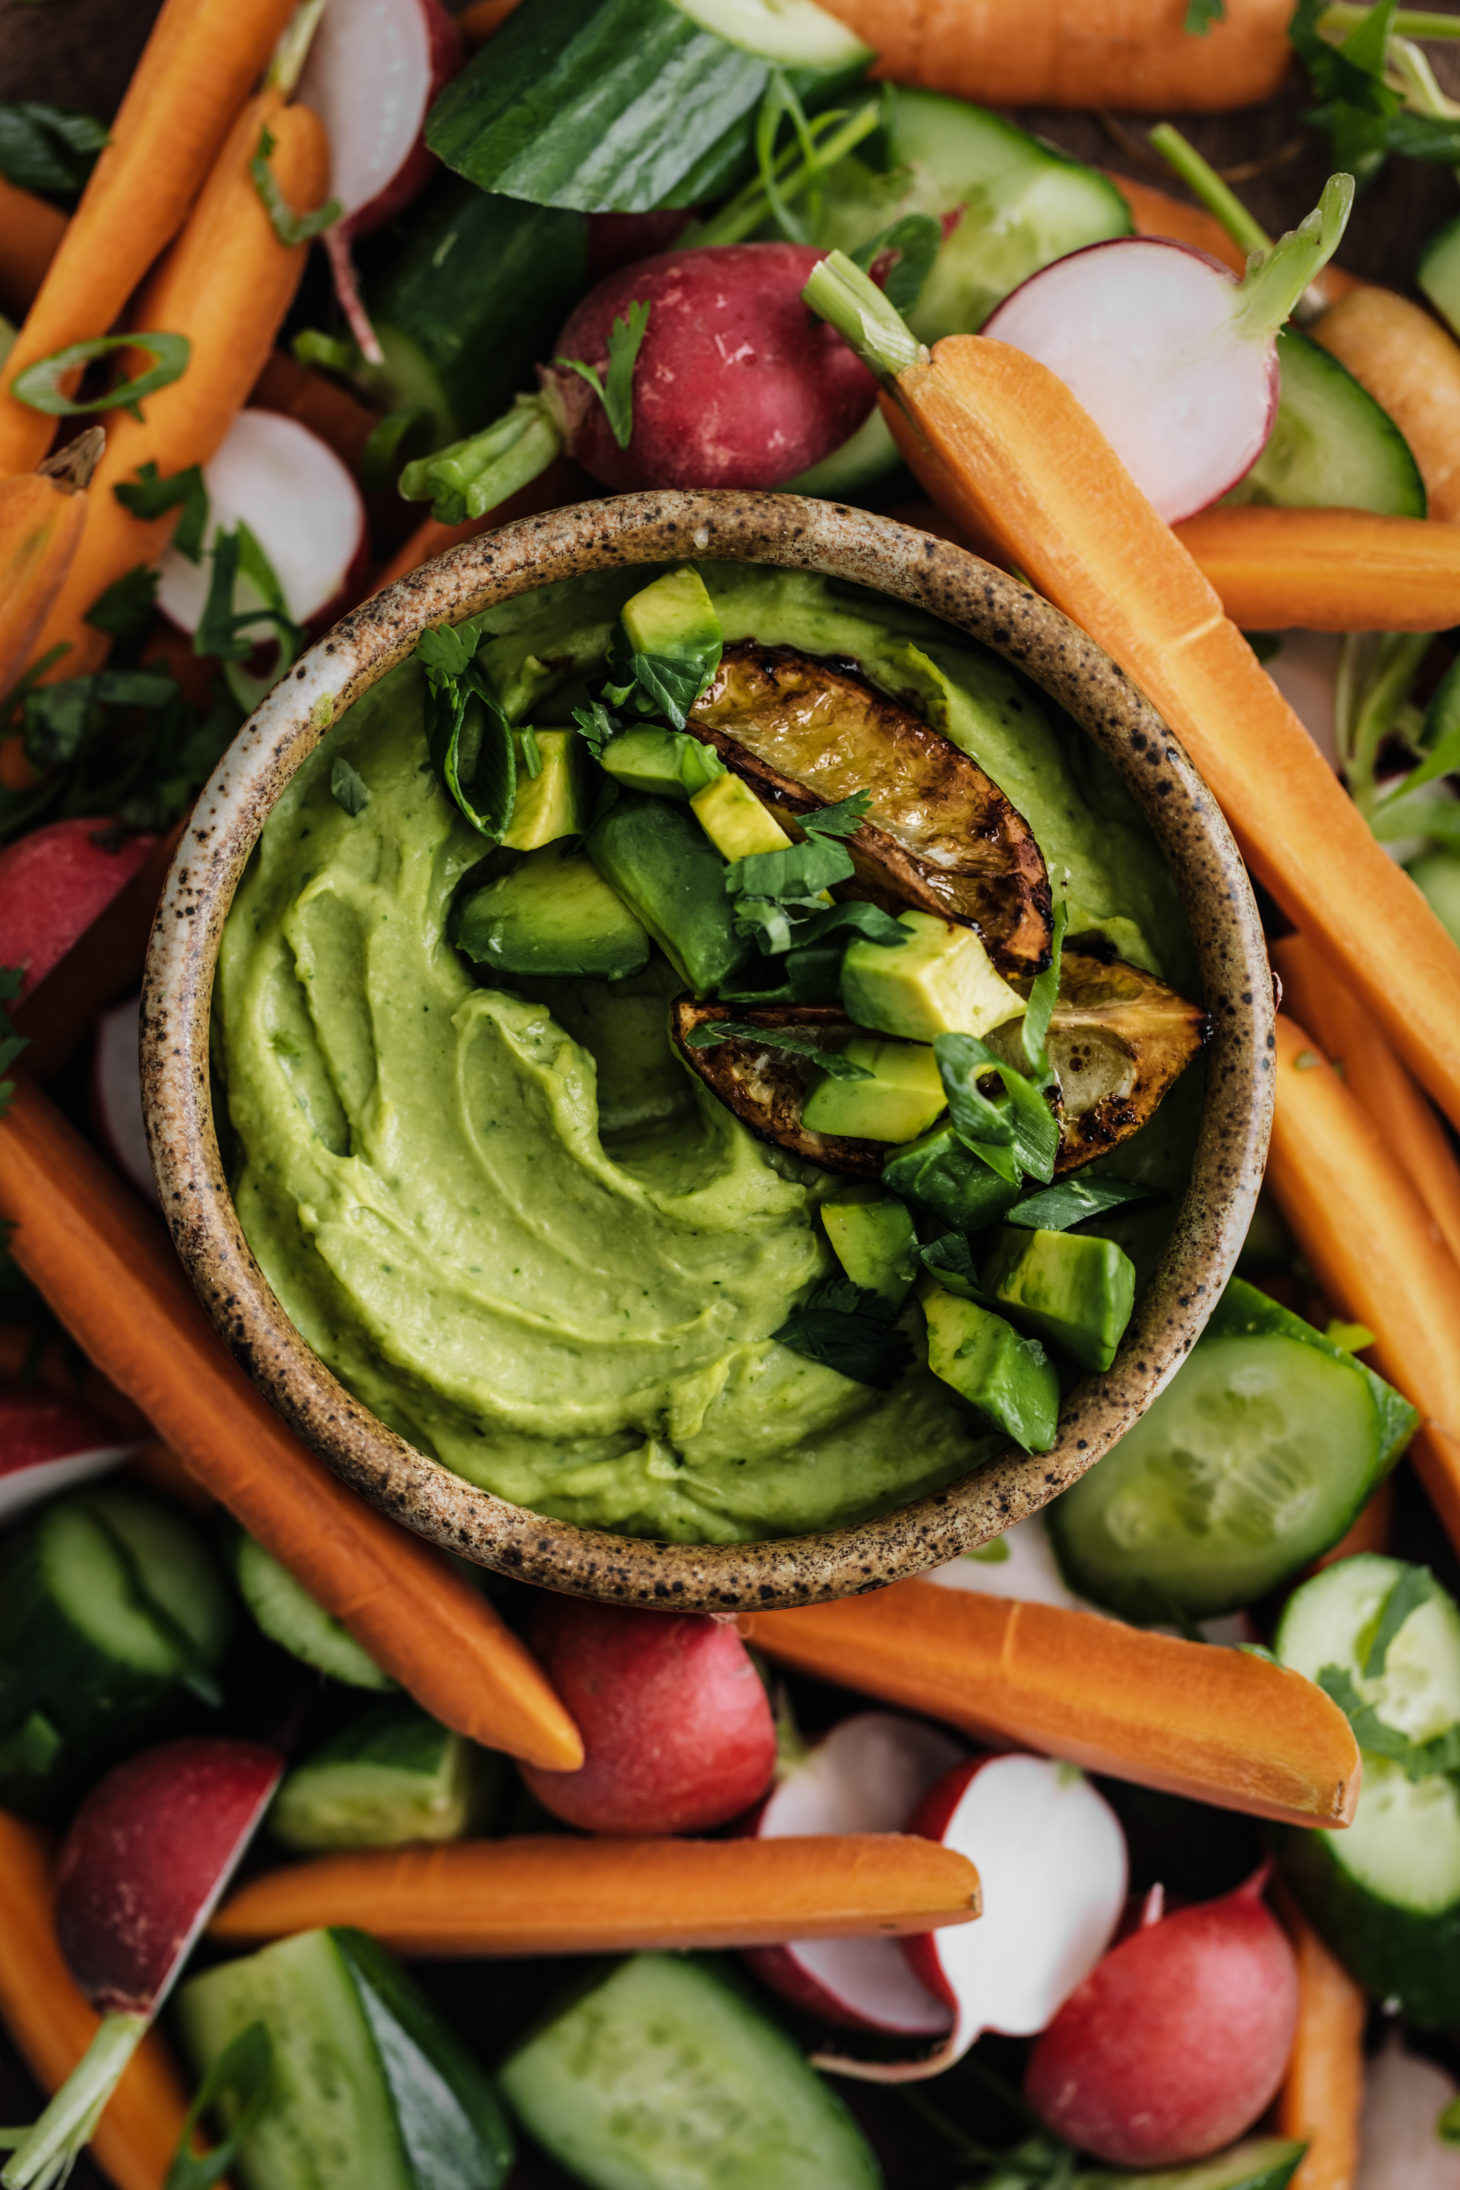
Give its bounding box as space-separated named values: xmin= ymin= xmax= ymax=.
xmin=215 ymin=564 xmax=1195 ymax=1541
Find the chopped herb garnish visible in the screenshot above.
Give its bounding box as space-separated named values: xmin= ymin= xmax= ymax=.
xmin=195 ymin=523 xmax=303 ymax=712
xmin=1018 ymin=900 xmax=1067 ymax=1077
xmin=683 ymin=1022 xmax=872 ymax=1081
xmin=114 ymin=461 xmax=209 ymax=563
xmin=84 ymin=564 xmax=159 ymax=647
xmin=1316 ymin=1660 xmax=1460 ymax=1779
xmin=251 ymin=126 xmax=341 ymax=247
xmin=555 ymin=298 xmax=650 ymax=452
xmin=851 ymin=212 xmax=943 ymax=316
xmin=1184 ymin=0 xmax=1225 ymax=30
xmin=571 ymin=698 xmax=620 ymax=760
xmin=330 ymin=759 xmax=370 ymax=816
xmin=0 ymin=101 xmax=107 ymax=197
xmin=1294 ymin=1049 xmax=1322 ymax=1070
xmin=1005 ymin=1176 xmax=1161 ymax=1232
xmin=723 ymin=790 xmax=874 ymax=930
xmin=774 ymin=1277 xmax=913 ymax=1389
xmin=918 ymin=1232 xmax=986 ymax=1301
xmin=935 ymin=1031 xmax=1060 ymax=1186
xmin=1365 ymin=1564 xmax=1437 ymax=1678
xmin=418 ymin=623 xmax=517 ymax=841
xmin=11 ymin=330 xmax=190 ymax=418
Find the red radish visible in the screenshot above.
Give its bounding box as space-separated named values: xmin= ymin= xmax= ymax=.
xmin=1024 ymin=1868 xmax=1300 ymax=2168
xmin=0 ymin=1738 xmax=281 ymax=2190
xmin=156 ymin=411 xmax=368 ymax=636
xmin=982 ymin=176 xmax=1352 ymax=525
xmin=297 ymin=0 xmax=463 ymax=362
xmin=520 ymin=1597 xmax=776 ymax=1837
xmin=0 ymin=1382 xmax=136 ymax=1523
xmin=1357 ymin=2032 xmax=1460 ymax=2189
xmin=747 ymin=1712 xmax=967 ymax=2035
xmin=90 ymin=996 xmax=154 ymax=1204
xmin=0 ymin=820 xmax=157 ymax=1003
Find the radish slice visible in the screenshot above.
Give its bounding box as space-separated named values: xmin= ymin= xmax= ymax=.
xmin=747 ymin=1712 xmax=967 ymax=2035
xmin=298 ymin=0 xmax=463 ymax=362
xmin=91 ymin=996 xmax=155 ymax=1204
xmin=0 ymin=1383 xmax=136 ymax=1524
xmin=983 ymin=178 xmax=1352 ymax=526
xmin=156 ymin=411 xmax=368 ymax=634
xmin=1358 ymin=2032 xmax=1460 ymax=2189
xmin=818 ymin=1753 xmax=1127 ymax=2083
xmin=0 ymin=819 xmax=157 ymax=1003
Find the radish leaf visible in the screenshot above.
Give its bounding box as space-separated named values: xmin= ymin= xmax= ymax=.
xmin=555 ymin=298 xmax=650 ymax=451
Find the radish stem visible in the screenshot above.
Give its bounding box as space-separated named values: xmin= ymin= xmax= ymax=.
xmin=1148 ymin=124 xmax=1270 ymax=259
xmin=801 ymin=250 xmax=926 ymax=385
xmin=1231 ymin=174 xmax=1354 ymax=343
xmin=685 ymin=101 xmax=881 ymax=251
xmin=0 ymin=2012 xmax=146 ymax=2190
xmin=398 ymin=393 xmax=561 ymax=524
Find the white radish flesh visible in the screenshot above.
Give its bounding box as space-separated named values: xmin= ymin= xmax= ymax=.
xmin=91 ymin=997 xmax=155 ymax=1205
xmin=748 ymin=1712 xmax=967 ymax=2035
xmin=157 ymin=411 xmax=367 ymax=635
xmin=1358 ymin=2033 xmax=1460 ymax=2190
xmin=0 ymin=1386 xmax=135 ymax=1524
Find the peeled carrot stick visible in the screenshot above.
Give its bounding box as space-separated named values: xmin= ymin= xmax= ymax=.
xmin=1268 ymin=1016 xmax=1460 ymax=1558
xmin=0 ymin=1079 xmax=583 ymax=1773
xmin=819 ymin=0 xmax=1294 ymax=110
xmin=1313 ymin=286 xmax=1460 ymax=522
xmin=457 ymin=0 xmax=524 ymax=44
xmin=29 ymin=92 xmax=329 ymax=683
xmin=0 ymin=0 xmax=298 ymax=475
xmin=826 ymin=301 xmax=1460 ymax=1133
xmin=0 ymin=1812 xmax=209 ymax=2190
xmin=1272 ymin=932 xmax=1460 ymax=1272
xmin=211 ymin=1833 xmax=980 ymax=1955
xmin=744 ymin=1581 xmax=1358 ymax=1829
xmin=1277 ymin=1901 xmax=1367 ymax=2190
xmin=0 ymin=179 xmax=66 ymax=322
xmin=1173 ymin=504 xmax=1460 ymax=632
xmin=0 ymin=428 xmax=102 ymax=696
xmin=1109 ymin=172 xmax=1248 ymax=273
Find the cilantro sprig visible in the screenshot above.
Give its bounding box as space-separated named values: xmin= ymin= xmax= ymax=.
xmin=725 ymin=791 xmax=873 ymax=937
xmin=555 ymin=299 xmax=651 ymax=452
xmin=774 ymin=1277 xmax=913 ymax=1389
xmin=418 ymin=623 xmax=519 ymax=841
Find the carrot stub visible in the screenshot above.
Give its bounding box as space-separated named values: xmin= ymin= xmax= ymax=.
xmin=743 ymin=1581 xmax=1359 ymax=1829
xmin=0 ymin=1812 xmax=209 ymax=2190
xmin=1173 ymin=504 xmax=1460 ymax=633
xmin=1312 ymin=285 xmax=1460 ymax=523
xmin=0 ymin=1079 xmax=582 ymax=1774
xmin=210 ymin=1833 xmax=980 ymax=1956
xmin=0 ymin=428 xmax=102 ymax=698
xmin=1277 ymin=1900 xmax=1366 ymax=2190
xmin=0 ymin=0 xmax=299 ymax=475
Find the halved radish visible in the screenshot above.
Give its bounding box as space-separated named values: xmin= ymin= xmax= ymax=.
xmin=0 ymin=819 xmax=157 ymax=1003
xmin=298 ymin=0 xmax=463 ymax=361
xmin=983 ymin=177 xmax=1352 ymax=525
xmin=1358 ymin=2032 xmax=1460 ymax=2189
xmin=0 ymin=1738 xmax=282 ymax=2190
xmin=746 ymin=1712 xmax=967 ymax=2035
xmin=90 ymin=996 xmax=154 ymax=1205
xmin=156 ymin=411 xmax=368 ymax=636
xmin=0 ymin=1382 xmax=136 ymax=1524
xmin=818 ymin=1752 xmax=1127 ymax=2083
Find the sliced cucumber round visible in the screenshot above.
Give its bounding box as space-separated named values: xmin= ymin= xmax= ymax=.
xmin=1276 ymin=1552 xmax=1460 ymax=1745
xmin=1418 ymin=208 xmax=1460 ymax=343
xmin=234 ymin=1533 xmax=396 ymax=1692
xmin=1227 ymin=327 xmax=1425 ymax=518
xmin=676 ymin=0 xmax=870 ymax=67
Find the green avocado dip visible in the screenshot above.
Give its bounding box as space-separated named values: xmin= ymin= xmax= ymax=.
xmin=216 ymin=563 xmax=1196 ymax=1543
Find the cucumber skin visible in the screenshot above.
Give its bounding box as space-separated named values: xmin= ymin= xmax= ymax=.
xmin=1230 ymin=328 xmax=1425 ymax=519
xmin=1418 ymin=209 xmax=1460 ymax=342
xmin=1277 ymin=1822 xmax=1460 ymax=2027
xmin=1207 ymin=1278 xmax=1417 ymax=1471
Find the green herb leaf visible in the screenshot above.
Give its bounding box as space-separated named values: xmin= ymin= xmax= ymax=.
xmin=918 ymin=1232 xmax=987 ymax=1300
xmin=1184 ymin=0 xmax=1225 ymax=29
xmin=684 ymin=1021 xmax=873 ymax=1080
xmin=11 ymin=330 xmax=190 ymax=417
xmin=791 ymin=899 xmax=905 ymax=949
xmin=163 ymin=2021 xmax=274 ymax=2190
xmin=0 ymin=967 xmax=28 ymax=1120
xmin=23 ymin=671 xmax=175 ymax=767
xmin=250 ymin=125 xmax=341 ymax=247
xmin=0 ymin=101 xmax=107 ymax=196
xmin=330 ymin=759 xmax=369 ymax=816
xmin=627 ymin=650 xmax=705 ymax=730
xmin=571 ymin=698 xmax=620 ymax=760
xmin=774 ymin=1277 xmax=913 ymax=1389
xmin=555 ymin=297 xmax=650 ymax=452
xmin=1365 ymin=1564 xmax=1438 ymax=1678
xmin=1317 ymin=1661 xmax=1460 ymax=1779
xmin=418 ymin=624 xmax=517 ymax=840
xmin=726 ymin=833 xmax=856 ymax=908
xmin=1005 ymin=1176 xmax=1161 ymax=1232
xmin=731 ymin=897 xmax=796 ymax=955
xmin=195 ymin=524 xmax=303 ymax=712
xmin=935 ymin=1032 xmax=1060 ymax=1186
xmin=84 ymin=565 xmax=159 ymax=646
xmin=0 ymin=1710 xmax=60 ymax=1778
xmin=801 ymin=790 xmax=873 ymax=840
xmin=1290 ymin=0 xmax=1405 ymax=185
xmin=754 ymin=69 xmax=821 ymax=245
xmin=113 ymin=461 xmax=209 ymax=563
xmin=850 ymin=212 xmax=943 ymax=316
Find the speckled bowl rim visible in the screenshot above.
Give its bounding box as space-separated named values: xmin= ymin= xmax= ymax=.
xmin=142 ymin=489 xmax=1273 ymax=1610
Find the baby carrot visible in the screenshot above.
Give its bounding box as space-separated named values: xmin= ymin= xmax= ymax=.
xmin=0 ymin=1078 xmax=583 ymax=1774
xmin=0 ymin=429 xmax=102 ymax=697
xmin=457 ymin=0 xmax=524 ymax=44
xmin=1173 ymin=505 xmax=1460 ymax=632
xmin=0 ymin=1812 xmax=209 ymax=2190
xmin=1312 ymin=285 xmax=1460 ymax=522
xmin=1108 ymin=171 xmax=1247 ymax=273
xmin=0 ymin=180 xmax=66 ymax=323
xmin=0 ymin=0 xmax=299 ymax=475
xmin=29 ymin=91 xmax=330 ymax=682
xmin=744 ymin=1582 xmax=1359 ymax=1829
xmin=1277 ymin=1900 xmax=1367 ymax=2190
xmin=210 ymin=1834 xmax=980 ymax=1956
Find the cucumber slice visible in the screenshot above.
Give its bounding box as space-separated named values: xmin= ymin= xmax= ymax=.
xmin=234 ymin=1534 xmax=395 ymax=1692
xmin=1048 ymin=1281 xmax=1414 ymax=1620
xmin=270 ymin=1702 xmax=492 ymax=1850
xmin=1082 ymin=2138 xmax=1306 ymax=2190
xmin=425 ymin=0 xmax=871 ymax=214
xmin=1418 ymin=210 xmax=1460 ymax=342
xmin=177 ymin=1926 xmax=514 ymax=2190
xmin=1226 ymin=327 xmax=1425 ymax=518
xmin=1276 ymin=1553 xmax=1460 ymax=1745
xmin=499 ymin=1954 xmax=879 ymax=2189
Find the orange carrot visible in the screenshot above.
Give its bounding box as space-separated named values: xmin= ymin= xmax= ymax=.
xmin=0 ymin=1078 xmax=583 ymax=1773
xmin=1173 ymin=504 xmax=1460 ymax=631
xmin=1272 ymin=931 xmax=1460 ymax=1272
xmin=0 ymin=428 xmax=102 ymax=696
xmin=1267 ymin=1015 xmax=1460 ymax=1558
xmin=0 ymin=1811 xmax=211 ymax=2190
xmin=457 ymin=0 xmax=524 ymax=45
xmin=1277 ymin=1901 xmax=1367 ymax=2190
xmin=211 ymin=1833 xmax=980 ymax=1955
xmin=0 ymin=180 xmax=66 ymax=322
xmin=1109 ymin=171 xmax=1248 ymax=274
xmin=1313 ymin=285 xmax=1460 ymax=522
xmin=744 ymin=1581 xmax=1358 ymax=1828
xmin=29 ymin=92 xmax=330 ymax=683
xmin=824 ymin=303 xmax=1460 ymax=1134
xmin=250 ymin=351 xmax=380 ymax=474
xmin=818 ymin=0 xmax=1294 ymax=110
xmin=0 ymin=0 xmax=299 ymax=475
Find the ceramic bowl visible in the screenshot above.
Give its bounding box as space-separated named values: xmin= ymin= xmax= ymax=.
xmin=142 ymin=489 xmax=1274 ymax=1611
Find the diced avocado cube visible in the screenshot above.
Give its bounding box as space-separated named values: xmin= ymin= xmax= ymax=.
xmin=982 ymin=1225 xmax=1137 ymax=1374
xmin=921 ymin=1280 xmax=1061 ymax=1452
xmin=601 ymin=727 xmax=725 ymax=803
xmin=453 ymin=848 xmax=650 ymax=982
xmin=690 ymin=772 xmax=793 ymax=862
xmin=842 ymin=910 xmax=1026 ymax=1042
xmin=585 ymin=791 xmax=752 ymax=995
xmin=821 ymin=1193 xmax=919 ymax=1309
xmin=881 ymin=1124 xmax=1021 ymax=1234
xmin=503 ymin=729 xmax=587 ymax=851
xmin=801 ymin=1039 xmax=945 ymax=1143
xmin=621 ymin=565 xmax=723 ymax=667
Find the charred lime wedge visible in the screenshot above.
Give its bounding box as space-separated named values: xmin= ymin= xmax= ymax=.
xmin=670 ymin=998 xmax=884 ymax=1176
